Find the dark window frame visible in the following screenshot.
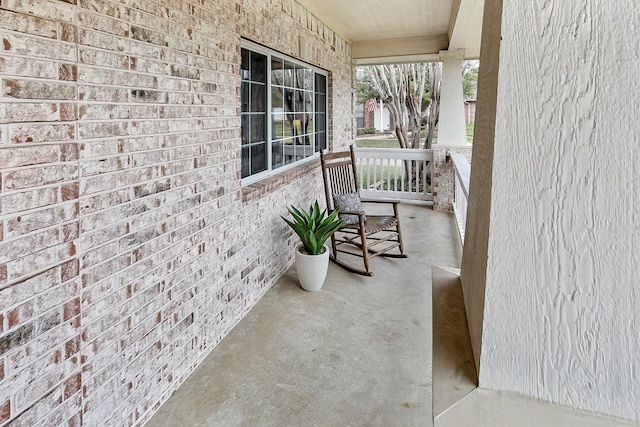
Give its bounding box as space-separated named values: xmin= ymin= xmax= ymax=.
xmin=241 ymin=40 xmax=328 ymax=184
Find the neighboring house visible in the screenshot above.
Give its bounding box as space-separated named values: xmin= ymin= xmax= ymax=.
xmin=356 ymin=99 xmax=392 ymax=132
xmin=464 ymin=99 xmax=476 ymax=124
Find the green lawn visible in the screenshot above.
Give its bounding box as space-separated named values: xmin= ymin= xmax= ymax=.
xmin=355 ymin=138 xmax=400 ymax=149
xmin=357 ymin=124 xmax=474 ymax=147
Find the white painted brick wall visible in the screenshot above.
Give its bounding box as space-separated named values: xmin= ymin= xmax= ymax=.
xmin=0 ymin=0 xmax=353 ymax=425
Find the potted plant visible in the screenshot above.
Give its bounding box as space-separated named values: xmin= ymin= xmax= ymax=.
xmin=282 ymin=201 xmax=343 ymax=291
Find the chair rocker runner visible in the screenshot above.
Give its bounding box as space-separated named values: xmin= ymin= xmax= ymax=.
xmin=320 ymin=145 xmax=407 ymax=276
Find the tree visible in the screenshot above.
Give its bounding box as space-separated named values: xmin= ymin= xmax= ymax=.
xmin=462 ymin=60 xmax=479 ymax=100
xmin=361 ymin=63 xmax=443 ymax=188
xmin=365 ymin=64 xmax=427 ymax=150
xmin=355 ymin=68 xmax=379 ymax=104
xmin=362 ymin=63 xmax=442 ymax=150
xmin=424 ymin=62 xmax=442 ymax=150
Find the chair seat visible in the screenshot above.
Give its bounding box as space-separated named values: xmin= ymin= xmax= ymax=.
xmin=343 ymin=215 xmax=398 ymax=234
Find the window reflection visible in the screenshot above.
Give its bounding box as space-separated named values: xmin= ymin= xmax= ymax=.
xmin=242 ymin=46 xmax=328 ymax=177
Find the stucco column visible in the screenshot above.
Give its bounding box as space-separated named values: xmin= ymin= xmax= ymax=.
xmin=437 ymin=49 xmax=467 ymax=146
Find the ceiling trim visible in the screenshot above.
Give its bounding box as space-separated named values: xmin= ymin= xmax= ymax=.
xmin=354 ymin=53 xmax=442 ymax=66
xmin=352 ymin=35 xmax=449 ymax=62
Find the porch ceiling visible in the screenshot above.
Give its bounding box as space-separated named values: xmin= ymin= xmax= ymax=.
xmin=297 ymin=0 xmax=484 ymax=64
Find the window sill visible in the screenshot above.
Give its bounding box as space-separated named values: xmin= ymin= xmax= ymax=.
xmin=241 ymin=158 xmax=320 ymax=203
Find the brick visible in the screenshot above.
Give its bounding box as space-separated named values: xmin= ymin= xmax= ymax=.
xmin=0 ymin=145 xmax=59 ymax=168
xmin=63 ymin=298 xmax=80 ymax=322
xmin=4 ymin=164 xmax=77 ymax=190
xmin=7 ymin=301 xmax=34 ymax=329
xmin=0 ymin=267 xmax=58 ymax=308
xmin=1 ymin=33 xmax=76 ymax=62
xmin=6 ymin=241 xmax=75 ymax=280
xmin=77 ymin=121 xmax=128 ymax=139
xmin=3 ymin=79 xmax=76 ymax=100
xmin=60 ymin=23 xmax=77 ymax=44
xmin=0 ymin=56 xmax=58 ymax=79
xmin=61 ymin=182 xmax=79 ymax=201
xmin=77 ymin=10 xmax=130 ymax=37
xmin=2 ymin=0 xmax=76 ymax=20
xmin=0 ymin=320 xmax=34 ymax=356
xmin=5 ymin=203 xmax=78 ymax=238
xmin=9 ymin=123 xmax=75 ymax=144
xmin=78 ymin=84 xmax=129 ymax=103
xmin=64 ymin=373 xmax=81 ymax=399
xmin=0 ymin=102 xmax=59 ymax=123
xmin=60 ymin=103 xmax=77 ymax=121
xmin=0 ymin=400 xmax=9 ymax=424
xmin=0 ymin=9 xmax=57 ymax=38
xmin=61 ymin=259 xmax=79 ymax=282
xmin=0 ymin=187 xmax=58 ymax=215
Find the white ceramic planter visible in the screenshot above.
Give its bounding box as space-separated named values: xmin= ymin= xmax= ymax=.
xmin=294 ymin=244 xmax=330 ymax=292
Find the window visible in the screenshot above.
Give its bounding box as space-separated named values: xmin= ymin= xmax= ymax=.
xmin=241 ymin=42 xmax=328 ymax=181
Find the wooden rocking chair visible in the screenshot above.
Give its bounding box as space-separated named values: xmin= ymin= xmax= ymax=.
xmin=320 ymin=145 xmax=407 ymax=276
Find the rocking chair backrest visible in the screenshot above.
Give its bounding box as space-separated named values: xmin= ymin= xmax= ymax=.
xmin=320 ymin=146 xmax=359 ymax=211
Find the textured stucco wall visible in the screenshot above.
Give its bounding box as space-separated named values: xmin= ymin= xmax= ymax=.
xmin=476 ymin=0 xmax=640 ymax=421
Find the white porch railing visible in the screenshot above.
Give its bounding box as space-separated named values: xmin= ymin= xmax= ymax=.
xmin=450 ymin=152 xmax=471 ymax=242
xmin=353 ymin=147 xmax=433 ymax=203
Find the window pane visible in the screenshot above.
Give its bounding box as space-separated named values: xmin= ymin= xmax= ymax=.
xmin=283 ymin=119 xmax=293 ymax=137
xmin=272 ymin=118 xmax=283 ymax=139
xmin=315 ymin=113 xmax=325 ymax=132
xmin=251 ymin=115 xmax=265 ymax=143
xmin=306 ymin=133 xmax=315 ymax=153
xmin=251 ymin=83 xmax=265 ymax=112
xmin=251 ymin=143 xmax=267 ymax=174
xmin=282 ymin=138 xmax=294 ymax=165
xmin=272 ymin=57 xmax=283 ymax=72
xmin=304 ymin=137 xmax=314 ymax=158
xmin=272 ymin=140 xmax=284 ymax=169
xmin=294 ymin=90 xmax=303 ymax=112
xmin=284 ymin=61 xmax=295 ymax=85
xmin=241 ymin=146 xmax=250 ymax=178
xmin=241 ymin=82 xmax=249 ymax=112
xmin=305 ymin=69 xmax=313 ymax=90
xmin=315 ymin=131 xmax=326 ymax=152
xmin=304 ymin=92 xmax=313 ymax=113
xmin=295 ymin=66 xmax=305 ymax=90
xmin=315 ymin=73 xmax=326 ymax=94
xmin=272 ymin=57 xmax=283 ymax=86
xmin=292 ymin=117 xmax=302 ymax=140
xmin=241 ymin=114 xmax=250 ymax=146
xmin=272 ymin=87 xmax=283 ymax=110
xmin=241 ymin=49 xmax=249 ymax=80
xmin=251 ymin=52 xmax=266 ymax=83
xmin=283 ymin=88 xmax=293 ymax=113
xmin=315 ymin=93 xmax=326 ymax=113
xmin=306 ymin=115 xmax=314 ymax=135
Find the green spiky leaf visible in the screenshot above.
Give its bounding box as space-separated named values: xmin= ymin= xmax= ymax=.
xmin=281 ymin=200 xmax=344 ymax=255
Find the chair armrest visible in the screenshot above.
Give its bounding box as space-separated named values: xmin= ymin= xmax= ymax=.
xmin=337 ymin=209 xmax=366 ymax=216
xmin=360 ymin=197 xmax=401 ymax=205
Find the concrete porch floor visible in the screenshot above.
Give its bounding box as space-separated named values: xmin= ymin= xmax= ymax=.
xmin=145 ymin=204 xmax=636 ymax=427
xmin=147 ymin=204 xmax=460 ymax=426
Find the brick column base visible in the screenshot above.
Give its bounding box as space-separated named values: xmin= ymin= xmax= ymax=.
xmin=432 ymin=146 xmax=473 ymax=211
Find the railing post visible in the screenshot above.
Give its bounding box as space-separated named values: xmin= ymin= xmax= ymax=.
xmin=450 ymin=151 xmax=472 ymax=242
